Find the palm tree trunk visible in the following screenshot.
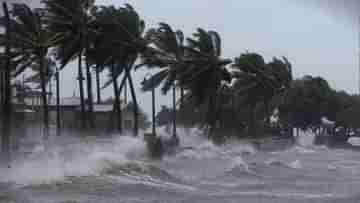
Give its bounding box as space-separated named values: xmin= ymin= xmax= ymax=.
xmin=180 ymin=86 xmax=184 ymax=108
xmin=95 ymin=66 xmax=101 ymax=104
xmin=39 ymin=56 xmax=49 ymax=137
xmin=2 ymin=2 xmax=11 ymax=161
xmin=264 ymin=100 xmax=270 ymax=126
xmin=117 ymin=70 xmax=127 ymax=98
xmin=206 ymin=97 xmax=215 ymax=138
xmin=290 ymin=124 xmax=294 ymax=137
xmin=124 ymin=65 xmax=138 ymax=136
xmin=172 ymin=85 xmax=177 ymax=139
xmin=56 ymin=69 xmax=61 ymax=135
xmin=0 ymin=70 xmax=4 ymax=107
xmin=179 ymin=86 xmax=184 ymax=126
xmin=248 ymin=103 xmax=257 ymax=137
xmin=111 ymin=63 xmax=122 ymax=133
xmin=124 ymin=79 xmax=128 ymax=105
xmin=78 ymin=52 xmax=86 ymax=129
xmin=108 ymin=70 xmax=128 ymax=132
xmin=85 ymin=48 xmax=95 ymax=129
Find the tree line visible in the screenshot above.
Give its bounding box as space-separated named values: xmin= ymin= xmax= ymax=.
xmin=5 ymin=0 xmax=343 ymax=141
xmin=163 ymin=74 xmax=360 ymax=139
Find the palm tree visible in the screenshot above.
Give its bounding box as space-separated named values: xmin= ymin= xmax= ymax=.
xmin=24 ymin=57 xmax=62 ymax=134
xmin=140 ymin=23 xmax=185 ymax=93
xmin=43 ymin=0 xmax=96 ymax=129
xmin=92 ymin=4 xmax=146 ymax=136
xmin=0 ymin=57 xmax=4 ymax=108
xmin=178 ymin=28 xmax=232 ymax=137
xmin=1 ymin=2 xmax=11 ymax=157
xmin=232 ymin=53 xmax=292 ymax=137
xmin=0 ymin=4 xmax=63 ymax=137
xmin=89 ymin=5 xmax=129 ymax=133
xmin=138 ymin=23 xmax=186 ymax=138
xmin=264 ymin=56 xmax=292 ymax=123
xmin=94 ymin=65 xmax=102 ymax=104
xmin=24 ymin=58 xmax=56 ymax=88
xmin=232 ymin=53 xmax=269 ymax=137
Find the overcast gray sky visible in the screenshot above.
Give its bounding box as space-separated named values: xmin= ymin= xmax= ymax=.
xmin=2 ymin=0 xmax=360 ymax=115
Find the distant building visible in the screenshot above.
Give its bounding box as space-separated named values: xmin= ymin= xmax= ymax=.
xmin=46 ymin=96 xmax=135 ymax=131
xmin=7 ymin=81 xmax=139 ymax=131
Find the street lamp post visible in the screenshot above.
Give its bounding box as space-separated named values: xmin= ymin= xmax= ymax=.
xmin=143 ymin=73 xmax=156 ymax=136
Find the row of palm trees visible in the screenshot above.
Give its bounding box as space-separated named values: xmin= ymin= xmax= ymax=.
xmin=0 ymin=0 xmax=292 ymax=139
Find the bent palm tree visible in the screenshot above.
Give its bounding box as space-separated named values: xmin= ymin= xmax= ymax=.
xmin=0 ymin=4 xmax=63 ymax=137
xmin=139 ymin=23 xmax=186 ymax=138
xmin=92 ymin=4 xmax=146 ymax=136
xmin=232 ymin=53 xmax=292 ymax=136
xmin=264 ymin=57 xmax=293 ymax=121
xmin=24 ymin=57 xmax=61 ymax=133
xmin=179 ymin=28 xmax=232 ymax=137
xmin=85 ymin=6 xmax=124 ymax=132
xmin=232 ymin=53 xmax=270 ymax=137
xmin=43 ymin=0 xmax=96 ymax=129
xmin=0 ymin=2 xmax=11 ymax=156
xmin=139 ymin=23 xmax=185 ymax=93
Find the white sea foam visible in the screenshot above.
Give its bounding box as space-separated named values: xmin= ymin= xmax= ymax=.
xmin=288 ymin=160 xmax=303 ymax=169
xmin=348 ymin=137 xmax=360 ymax=146
xmin=292 ymin=146 xmax=316 ymax=154
xmin=265 ymin=158 xmax=303 ymax=169
xmin=226 ymin=156 xmax=250 ymax=173
xmin=296 ymin=130 xmax=316 ymax=146
xmin=0 ymin=134 xmax=147 ymax=185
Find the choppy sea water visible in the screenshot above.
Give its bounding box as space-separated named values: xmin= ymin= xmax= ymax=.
xmin=1 ymin=128 xmax=360 ymax=203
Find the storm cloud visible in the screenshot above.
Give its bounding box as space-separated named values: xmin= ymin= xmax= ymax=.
xmin=299 ymin=0 xmax=360 ymax=25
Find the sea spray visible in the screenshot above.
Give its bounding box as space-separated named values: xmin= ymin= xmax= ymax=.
xmin=0 ymin=134 xmax=147 ymax=185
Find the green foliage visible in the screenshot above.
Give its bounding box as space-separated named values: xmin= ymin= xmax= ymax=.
xmin=43 ymin=0 xmax=94 ymax=68
xmin=0 ymin=4 xmax=62 ymax=76
xmin=232 ymin=53 xmax=292 ymax=105
xmin=9 ymin=0 xmax=360 ymax=142
xmin=91 ymin=4 xmax=146 ymax=88
xmin=279 ymin=76 xmax=337 ymax=130
xmin=180 ymin=29 xmax=232 ymax=134
xmin=180 ymin=29 xmax=232 ymax=105
xmin=139 ymin=23 xmax=185 ymax=94
xmin=231 ymin=52 xmax=292 ymax=136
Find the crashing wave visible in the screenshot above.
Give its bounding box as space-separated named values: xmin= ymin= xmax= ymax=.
xmin=265 ymin=158 xmax=303 ymax=169
xmin=0 ymin=135 xmax=147 ymax=185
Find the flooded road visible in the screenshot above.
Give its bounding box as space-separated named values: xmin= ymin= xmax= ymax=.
xmin=1 ymin=129 xmax=360 ymax=203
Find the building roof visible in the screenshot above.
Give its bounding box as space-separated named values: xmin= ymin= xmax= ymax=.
xmin=75 ymin=104 xmax=132 ymax=113
xmin=84 ymin=104 xmax=114 ymax=112
xmin=32 ymin=96 xmax=129 ymax=113
xmin=48 ymin=97 xmax=81 ymax=106
xmin=15 ymin=108 xmax=35 ymax=113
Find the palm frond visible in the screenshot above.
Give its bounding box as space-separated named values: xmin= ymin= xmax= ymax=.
xmin=141 ymin=69 xmax=168 ymax=92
